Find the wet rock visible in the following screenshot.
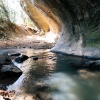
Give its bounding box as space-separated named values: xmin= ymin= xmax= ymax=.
xmin=4 ymin=59 xmax=12 ymax=65
xmin=36 ymin=92 xmax=51 ymax=100
xmin=13 ymin=55 xmax=28 ymax=63
xmin=8 ymin=53 xmax=21 ymax=57
xmin=0 ymin=64 xmax=22 ymax=85
xmin=82 ymin=60 xmax=100 ymax=71
xmin=0 ymin=55 xmax=11 ymax=65
xmin=32 ymin=56 xmax=38 ymax=61
xmin=0 ymin=63 xmax=3 ymax=66
xmin=0 ymin=84 xmax=7 ymax=90
xmin=52 ymin=57 xmax=57 ymax=61
xmin=34 ymin=82 xmax=51 ymax=100
xmin=13 ymin=54 xmax=39 ymax=64
xmin=35 ymin=84 xmax=48 ymax=92
xmin=0 ymin=90 xmax=15 ymax=100
xmin=5 ymin=59 xmax=11 ymax=63
xmin=1 ymin=65 xmax=21 ymax=73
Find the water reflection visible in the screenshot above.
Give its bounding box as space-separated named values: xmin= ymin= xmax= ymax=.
xmin=44 ymin=72 xmax=100 ymax=100
xmin=7 ymin=49 xmax=57 ymax=100
xmin=44 ymin=73 xmax=78 ymax=100
xmin=0 ymin=49 xmax=100 ymax=100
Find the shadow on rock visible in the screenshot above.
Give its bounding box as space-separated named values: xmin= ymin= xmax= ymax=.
xmin=80 ymin=60 xmax=100 ymax=71
xmin=0 ymin=64 xmax=22 ymax=85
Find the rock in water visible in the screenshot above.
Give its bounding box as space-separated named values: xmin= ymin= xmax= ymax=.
xmin=29 ymin=56 xmax=38 ymax=61
xmin=14 ymin=55 xmax=29 ymax=63
xmin=0 ymin=84 xmax=7 ymax=90
xmin=8 ymin=53 xmax=21 ymax=57
xmin=13 ymin=54 xmax=38 ymax=64
xmin=0 ymin=64 xmax=22 ymax=85
xmin=32 ymin=56 xmax=38 ymax=61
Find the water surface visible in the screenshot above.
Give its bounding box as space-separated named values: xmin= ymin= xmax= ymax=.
xmin=0 ymin=49 xmax=100 ymax=100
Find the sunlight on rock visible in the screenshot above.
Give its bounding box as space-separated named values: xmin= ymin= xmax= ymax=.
xmin=12 ymin=56 xmax=34 ymax=73
xmin=13 ymin=94 xmax=34 ymax=100
xmin=3 ymin=0 xmax=35 ymax=28
xmin=36 ymin=31 xmax=59 ymax=43
xmin=0 ymin=96 xmax=4 ymax=100
xmin=3 ymin=0 xmax=24 ymax=24
xmin=26 ymin=35 xmax=33 ymax=39
xmin=45 ymin=32 xmax=59 ymax=43
xmin=8 ymin=74 xmax=26 ymax=92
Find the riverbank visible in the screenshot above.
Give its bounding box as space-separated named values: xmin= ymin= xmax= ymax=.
xmin=0 ymin=20 xmax=56 ymax=50
xmin=0 ymin=48 xmax=100 ymax=100
xmin=0 ymin=34 xmax=55 ymax=49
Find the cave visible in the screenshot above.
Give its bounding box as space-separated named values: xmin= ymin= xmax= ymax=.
xmin=0 ymin=0 xmax=100 ymax=58
xmin=0 ymin=0 xmax=100 ymax=100
xmin=20 ymin=0 xmax=100 ymax=58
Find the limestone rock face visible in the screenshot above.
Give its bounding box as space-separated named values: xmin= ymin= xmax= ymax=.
xmin=21 ymin=0 xmax=100 ymax=58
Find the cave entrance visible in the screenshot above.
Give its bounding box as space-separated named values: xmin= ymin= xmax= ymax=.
xmin=0 ymin=0 xmax=60 ymax=49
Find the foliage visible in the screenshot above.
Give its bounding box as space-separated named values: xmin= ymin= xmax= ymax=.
xmin=0 ymin=0 xmax=10 ymax=20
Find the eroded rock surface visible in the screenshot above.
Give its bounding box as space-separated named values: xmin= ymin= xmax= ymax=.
xmin=20 ymin=0 xmax=100 ymax=58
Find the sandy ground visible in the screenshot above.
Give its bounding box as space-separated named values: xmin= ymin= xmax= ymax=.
xmin=0 ymin=22 xmax=56 ymax=50
xmin=0 ymin=34 xmax=55 ymax=49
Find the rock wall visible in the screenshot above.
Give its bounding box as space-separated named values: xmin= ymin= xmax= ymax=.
xmin=21 ymin=0 xmax=100 ymax=58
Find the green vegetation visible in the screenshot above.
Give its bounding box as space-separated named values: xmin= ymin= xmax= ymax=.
xmin=0 ymin=0 xmax=37 ymax=40
xmin=85 ymin=27 xmax=100 ymax=48
xmin=0 ymin=0 xmax=13 ymax=40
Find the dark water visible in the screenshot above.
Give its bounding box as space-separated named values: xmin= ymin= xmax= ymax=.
xmin=0 ymin=49 xmax=100 ymax=100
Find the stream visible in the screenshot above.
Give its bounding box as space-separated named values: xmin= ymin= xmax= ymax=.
xmin=0 ymin=49 xmax=100 ymax=100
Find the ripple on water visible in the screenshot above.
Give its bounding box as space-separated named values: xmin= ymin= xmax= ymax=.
xmin=0 ymin=49 xmax=100 ymax=100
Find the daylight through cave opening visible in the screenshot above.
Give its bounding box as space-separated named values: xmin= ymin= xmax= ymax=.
xmin=0 ymin=0 xmax=100 ymax=58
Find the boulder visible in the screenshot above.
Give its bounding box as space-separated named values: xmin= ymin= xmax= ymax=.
xmin=0 ymin=64 xmax=22 ymax=85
